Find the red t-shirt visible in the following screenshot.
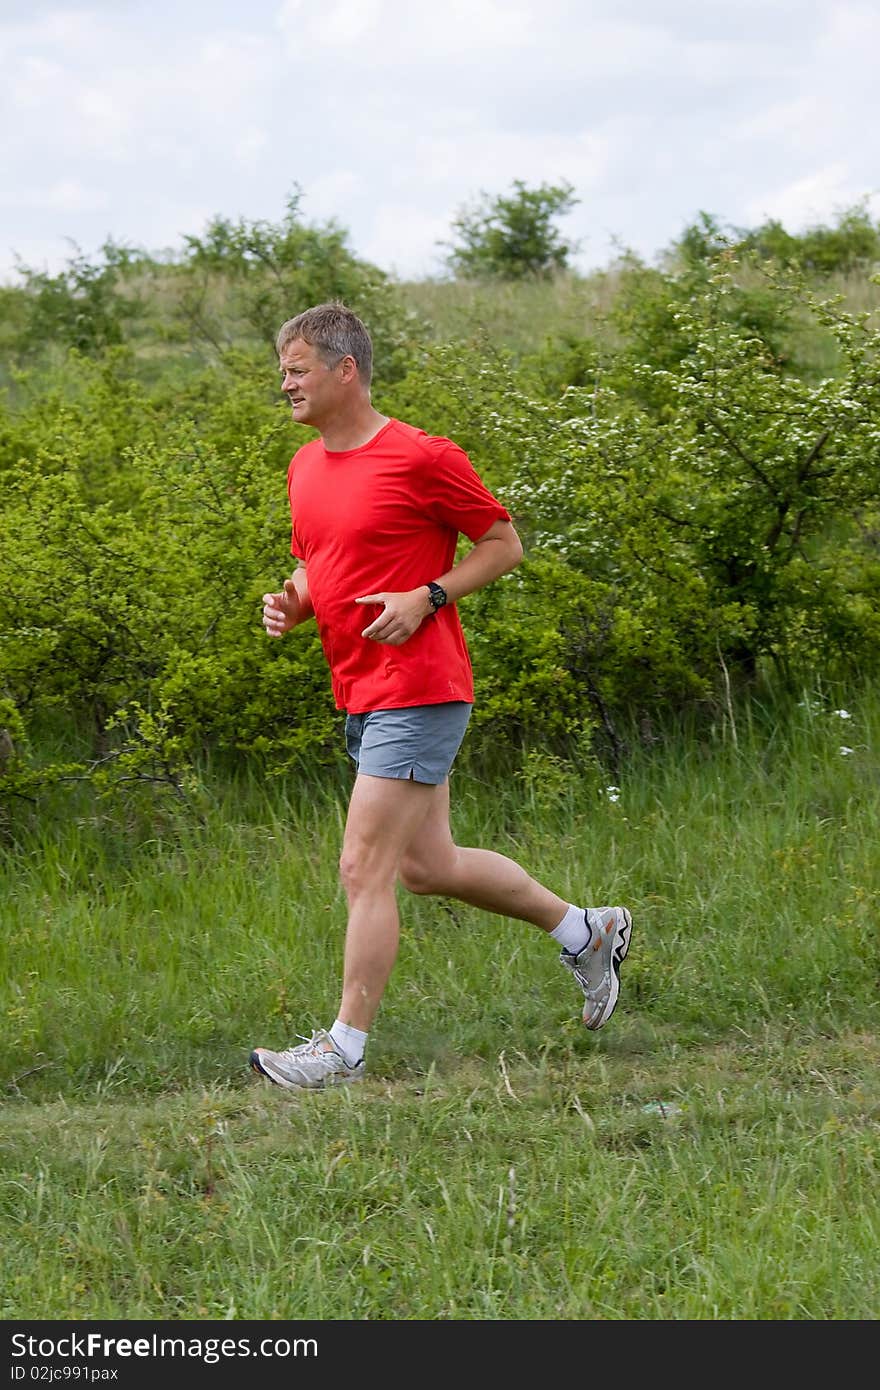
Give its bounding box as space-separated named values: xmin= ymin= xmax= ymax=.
xmin=287 ymin=418 xmax=511 ymax=713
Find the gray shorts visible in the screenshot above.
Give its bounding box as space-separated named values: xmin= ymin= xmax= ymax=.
xmin=344 ymin=702 xmax=472 ymax=785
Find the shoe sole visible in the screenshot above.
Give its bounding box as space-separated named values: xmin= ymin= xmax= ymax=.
xmin=584 ymin=906 xmax=633 ymax=1030
xmin=249 ymin=1049 xmax=362 ymax=1090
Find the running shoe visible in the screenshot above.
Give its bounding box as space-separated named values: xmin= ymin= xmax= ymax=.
xmin=560 ymin=906 xmax=633 ymax=1029
xmin=249 ymin=1029 xmax=364 ymax=1089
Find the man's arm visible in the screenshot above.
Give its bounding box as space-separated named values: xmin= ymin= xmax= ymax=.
xmin=356 ymin=519 xmax=522 ymax=646
xmin=430 ymin=518 xmax=523 ymax=605
xmin=262 ymin=562 xmax=315 ymax=637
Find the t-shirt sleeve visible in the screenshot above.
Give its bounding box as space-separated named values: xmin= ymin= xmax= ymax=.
xmin=287 ymin=457 xmax=305 ymax=560
xmin=423 ymin=440 xmax=511 ymax=541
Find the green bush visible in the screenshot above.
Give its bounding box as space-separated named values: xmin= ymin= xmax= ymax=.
xmin=443 ymin=180 xmax=580 ymax=281
xmin=385 ymin=263 xmax=880 ymax=750
xmin=738 ymin=203 xmax=880 ymax=276
xmin=1 ymin=208 xmax=878 ymax=816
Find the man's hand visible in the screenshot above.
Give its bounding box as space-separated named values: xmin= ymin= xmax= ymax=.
xmin=263 ymin=577 xmax=303 ymax=637
xmin=355 ymin=589 xmax=432 ymax=646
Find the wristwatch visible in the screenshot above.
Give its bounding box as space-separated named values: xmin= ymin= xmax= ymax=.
xmin=426 ymin=581 xmax=448 ymax=613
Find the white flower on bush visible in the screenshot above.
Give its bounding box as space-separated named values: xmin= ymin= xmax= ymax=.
xmin=834 ymin=709 xmax=852 ymax=720
xmin=605 ymin=785 xmax=621 ymax=803
xmin=839 ymin=746 xmax=854 ymax=756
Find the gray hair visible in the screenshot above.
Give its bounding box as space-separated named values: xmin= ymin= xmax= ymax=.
xmin=275 ymin=302 xmax=373 ymax=385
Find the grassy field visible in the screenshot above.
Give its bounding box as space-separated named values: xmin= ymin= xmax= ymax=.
xmin=397 ymin=264 xmax=880 ymax=360
xmin=1 ymin=686 xmax=878 ymax=1319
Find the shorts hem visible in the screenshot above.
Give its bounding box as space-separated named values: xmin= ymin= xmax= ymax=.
xmin=356 ymin=763 xmax=447 ymax=786
xmin=345 ymin=703 xmax=471 ymax=786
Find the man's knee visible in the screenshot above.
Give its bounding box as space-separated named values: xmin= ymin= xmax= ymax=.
xmin=340 ymin=843 xmax=386 ymax=898
xmin=398 ymin=852 xmax=455 ymax=897
xmin=398 ymin=855 xmax=432 ymax=895
xmin=336 ymin=839 xmax=364 ymax=895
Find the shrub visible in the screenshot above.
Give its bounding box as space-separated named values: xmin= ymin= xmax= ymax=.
xmin=443 ymin=180 xmax=580 ymax=281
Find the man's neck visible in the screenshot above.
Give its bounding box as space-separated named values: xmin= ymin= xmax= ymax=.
xmin=318 ymin=406 xmax=389 ymax=453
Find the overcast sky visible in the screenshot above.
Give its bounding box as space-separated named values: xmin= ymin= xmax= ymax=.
xmin=2 ymin=0 xmax=877 ymax=284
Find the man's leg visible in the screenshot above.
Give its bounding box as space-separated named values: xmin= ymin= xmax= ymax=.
xmin=250 ymin=771 xmax=439 ymax=1089
xmin=398 ymin=780 xmax=633 ymax=1031
xmin=251 ymin=714 xmax=633 ymax=1090
xmin=337 ymin=772 xmax=439 ymax=1032
xmin=397 ymin=779 xmax=567 ymax=927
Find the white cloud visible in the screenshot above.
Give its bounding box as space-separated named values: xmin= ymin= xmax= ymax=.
xmin=305 ymin=171 xmax=365 ymax=222
xmin=0 ymin=1 xmax=877 ymax=285
xmin=276 ymin=0 xmax=533 ymax=56
xmin=732 ymin=96 xmax=820 ymax=144
xmin=824 ymin=0 xmax=880 ymax=46
xmin=276 ymin=0 xmax=383 ymax=46
xmin=232 ymin=127 xmax=271 ymax=165
xmin=744 ymin=164 xmax=880 ymax=231
xmin=0 ymin=179 xmax=109 ymax=212
xmin=360 ymin=202 xmax=453 ymax=279
xmin=401 ymin=127 xmax=609 ymax=198
xmin=6 ymin=54 xmax=64 ymax=110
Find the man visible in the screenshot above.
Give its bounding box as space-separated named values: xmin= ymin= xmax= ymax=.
xmin=249 ymin=302 xmax=632 ymax=1090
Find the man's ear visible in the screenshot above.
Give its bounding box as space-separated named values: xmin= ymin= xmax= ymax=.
xmin=338 ymin=354 xmax=359 ymax=384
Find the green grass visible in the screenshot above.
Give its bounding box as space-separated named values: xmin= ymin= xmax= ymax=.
xmin=396 ymin=264 xmax=880 ymax=363
xmin=1 ymin=685 xmax=878 ymax=1318
xmin=2 ymin=1032 xmax=877 ymax=1319
xmin=397 ymin=269 xmax=624 ymax=356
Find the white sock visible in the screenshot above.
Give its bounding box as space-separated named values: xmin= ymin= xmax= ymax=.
xmin=329 ymin=1019 xmax=368 ymax=1067
xmin=549 ymin=903 xmax=591 ymax=956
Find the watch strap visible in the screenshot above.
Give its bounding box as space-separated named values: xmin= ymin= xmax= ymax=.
xmin=426 ymin=581 xmax=447 ymax=611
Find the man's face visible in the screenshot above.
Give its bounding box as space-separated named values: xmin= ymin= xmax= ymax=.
xmin=278 ymin=337 xmax=343 ymax=428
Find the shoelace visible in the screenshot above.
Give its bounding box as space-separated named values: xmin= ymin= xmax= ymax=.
xmin=278 ymin=1032 xmax=328 ymax=1063
xmin=569 ymin=957 xmax=606 ymax=992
